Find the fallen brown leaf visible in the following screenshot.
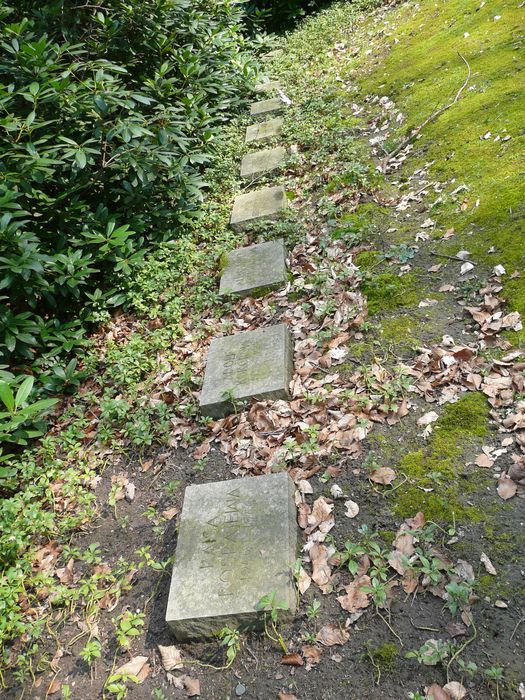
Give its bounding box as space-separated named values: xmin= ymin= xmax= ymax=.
xmin=480 ymin=552 xmax=497 ymax=576
xmin=182 ymin=675 xmax=200 ymax=697
xmin=282 ymin=653 xmax=303 ymax=666
xmin=337 ymin=575 xmax=371 ymax=613
xmin=302 ymin=645 xmax=322 ymax=667
xmin=46 ymin=679 xmax=61 ymax=695
xmin=426 ymin=685 xmax=451 ymax=700
xmin=370 ymin=467 xmax=396 ymax=485
xmin=316 ymin=624 xmax=349 ymax=646
xmin=115 ymin=655 xmax=149 ymax=679
xmin=443 ymin=681 xmax=467 ymax=699
xmin=497 ymin=476 xmax=517 ymax=500
xmin=344 ymin=499 xmax=359 ymax=518
xmin=158 ymin=645 xmax=183 ymax=671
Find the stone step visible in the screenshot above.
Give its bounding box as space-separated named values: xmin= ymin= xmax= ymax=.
xmin=254 ymin=80 xmax=281 ymax=94
xmin=219 ymin=239 xmax=287 ymax=298
xmin=261 ymin=49 xmax=284 ymax=62
xmin=250 ymin=97 xmax=284 ymax=119
xmin=165 ymin=472 xmax=297 ymax=640
xmin=245 ymin=117 xmax=283 ymax=145
xmin=199 ymin=323 xmax=293 ymax=418
xmin=230 ymin=185 xmax=287 ymax=231
xmin=240 ymin=146 xmax=286 ymax=179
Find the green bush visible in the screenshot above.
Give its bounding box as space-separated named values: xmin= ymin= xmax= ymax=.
xmin=0 ymin=0 xmax=256 ymax=378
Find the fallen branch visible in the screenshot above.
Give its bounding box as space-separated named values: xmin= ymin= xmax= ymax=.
xmin=381 ymin=52 xmax=471 ymax=170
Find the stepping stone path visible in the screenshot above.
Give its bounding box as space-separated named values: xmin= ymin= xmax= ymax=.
xmin=240 ymin=146 xmax=286 ymax=179
xmin=250 ymin=97 xmax=284 ymax=119
xmin=199 ymin=323 xmax=293 ymax=418
xmin=230 ymin=185 xmax=287 ymax=231
xmin=167 ymin=71 xmax=298 ymax=640
xmin=165 ymin=472 xmax=297 ymax=640
xmin=219 ymin=239 xmax=287 ymax=298
xmin=254 ymin=80 xmax=281 ymax=94
xmin=245 ymin=117 xmax=283 ymax=144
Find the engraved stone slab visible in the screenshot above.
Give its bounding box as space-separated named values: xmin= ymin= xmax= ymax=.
xmin=165 ymin=472 xmax=297 ymax=640
xmin=254 ymin=80 xmax=281 ymax=94
xmin=230 ymin=185 xmax=287 ymax=231
xmin=240 ymin=146 xmax=286 ymax=179
xmin=245 ymin=117 xmax=283 ymax=144
xmin=250 ymin=97 xmax=284 ymax=119
xmin=199 ymin=323 xmax=293 ymax=418
xmin=219 ymin=239 xmax=286 ymax=298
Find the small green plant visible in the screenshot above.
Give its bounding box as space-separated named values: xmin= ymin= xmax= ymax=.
xmin=216 ymin=626 xmax=241 ymax=669
xmin=80 ymin=639 xmax=102 ymax=674
xmin=164 ymin=480 xmax=181 ymax=496
xmin=484 ymin=665 xmax=504 ymax=700
xmin=113 ymin=610 xmax=145 ymax=651
xmin=306 ymin=599 xmax=321 ymax=620
xmin=406 ymin=638 xmax=452 ymax=667
xmin=444 ymin=581 xmax=472 ymax=616
xmin=256 ymin=592 xmax=290 ymax=653
xmin=457 ymin=658 xmax=478 ymax=679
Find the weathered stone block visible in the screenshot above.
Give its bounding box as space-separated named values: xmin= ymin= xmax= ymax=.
xmin=199 ymin=323 xmax=293 ymax=418
xmin=245 ymin=117 xmax=283 ymax=144
xmin=230 ymin=185 xmax=287 ymax=231
xmin=261 ymin=49 xmax=284 ymax=62
xmin=165 ymin=472 xmax=297 ymax=640
xmin=219 ymin=239 xmax=287 ymax=298
xmin=240 ymin=146 xmax=286 ymax=179
xmin=254 ymin=80 xmax=281 ymax=94
xmin=250 ymin=97 xmax=284 ymax=119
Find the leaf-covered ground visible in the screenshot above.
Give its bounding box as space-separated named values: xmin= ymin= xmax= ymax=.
xmin=2 ymin=1 xmax=524 ymax=699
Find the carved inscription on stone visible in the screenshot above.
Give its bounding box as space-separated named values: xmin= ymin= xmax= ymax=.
xmin=198 ymin=488 xmax=253 ymax=598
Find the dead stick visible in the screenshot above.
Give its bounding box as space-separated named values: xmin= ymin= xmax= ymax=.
xmin=430 ymin=251 xmax=477 ymax=265
xmin=382 ymin=53 xmax=471 ymax=167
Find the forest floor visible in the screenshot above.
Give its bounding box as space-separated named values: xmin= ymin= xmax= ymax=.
xmin=4 ymin=1 xmax=524 ymax=699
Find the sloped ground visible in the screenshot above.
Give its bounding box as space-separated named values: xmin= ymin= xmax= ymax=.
xmin=3 ymin=1 xmax=524 ymax=699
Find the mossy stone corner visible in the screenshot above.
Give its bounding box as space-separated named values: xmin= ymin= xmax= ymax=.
xmin=250 ymin=97 xmax=284 ymax=119
xmin=230 ymin=185 xmax=287 ymax=231
xmin=254 ymin=80 xmax=281 ymax=94
xmin=240 ymin=146 xmax=286 ymax=179
xmin=245 ymin=117 xmax=283 ymax=144
xmin=199 ymin=323 xmax=293 ymax=418
xmin=165 ymin=472 xmax=297 ymax=640
xmin=219 ymin=239 xmax=287 ymax=298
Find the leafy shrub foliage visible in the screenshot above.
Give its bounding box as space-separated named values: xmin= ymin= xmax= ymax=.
xmin=245 ymin=0 xmax=326 ymax=31
xmin=0 ymin=0 xmax=256 ymax=386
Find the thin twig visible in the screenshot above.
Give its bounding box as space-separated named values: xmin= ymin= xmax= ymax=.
xmin=446 ymin=612 xmax=477 ymax=683
xmin=510 ymin=615 xmax=525 ymax=640
xmin=431 ymin=251 xmax=477 ymax=265
xmin=382 ymin=53 xmax=471 ymax=169
xmin=377 ymin=609 xmax=403 ymax=647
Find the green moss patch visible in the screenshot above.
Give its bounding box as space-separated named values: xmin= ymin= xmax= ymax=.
xmin=361 ymin=272 xmax=420 ymax=315
xmin=357 ymin=0 xmax=525 ymax=340
xmin=394 ymin=392 xmax=490 ymax=523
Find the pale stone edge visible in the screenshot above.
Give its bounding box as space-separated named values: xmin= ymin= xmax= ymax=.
xmin=229 ymin=188 xmax=287 ymax=232
xmin=218 ymin=240 xmax=287 ymax=298
xmin=254 ymin=81 xmax=281 ymax=94
xmin=245 ymin=118 xmax=283 ymax=144
xmin=240 ymin=147 xmax=287 ymax=179
xmin=166 ymin=474 xmax=298 ymax=640
xmin=199 ymin=324 xmax=294 ymax=418
xmin=250 ymin=100 xmax=284 ymax=119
